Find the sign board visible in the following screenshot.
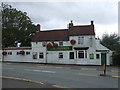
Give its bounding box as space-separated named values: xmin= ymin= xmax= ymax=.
xmin=47 ymin=46 xmax=72 ymax=51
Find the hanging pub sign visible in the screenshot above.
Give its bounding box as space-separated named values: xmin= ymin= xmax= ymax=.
xmin=70 ymin=39 xmax=76 ymax=45
xmin=47 ymin=46 xmax=72 ymax=51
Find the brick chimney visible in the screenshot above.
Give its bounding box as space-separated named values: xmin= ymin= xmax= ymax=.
xmin=69 ymin=20 xmax=73 ymax=29
xmin=37 ymin=24 xmax=40 ymax=32
xmin=91 ymin=20 xmax=94 ymax=25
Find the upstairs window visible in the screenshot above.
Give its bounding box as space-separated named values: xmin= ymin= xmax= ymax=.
xmin=59 ymin=42 xmax=63 ymax=46
xmin=78 ymin=36 xmax=84 ymax=44
xmin=42 ymin=42 xmax=47 ymax=47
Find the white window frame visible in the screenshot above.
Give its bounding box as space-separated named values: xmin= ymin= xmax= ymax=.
xmin=78 ymin=36 xmax=84 ymax=44
xmin=77 ymin=50 xmax=87 ymax=59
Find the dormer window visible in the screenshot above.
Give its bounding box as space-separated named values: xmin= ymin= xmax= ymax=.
xmin=78 ymin=36 xmax=84 ymax=44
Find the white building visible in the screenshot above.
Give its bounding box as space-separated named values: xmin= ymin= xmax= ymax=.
xmin=2 ymin=21 xmax=112 ymax=65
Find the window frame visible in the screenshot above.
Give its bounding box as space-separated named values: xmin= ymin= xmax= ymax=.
xmin=33 ymin=52 xmax=37 ymax=59
xmin=78 ymin=36 xmax=84 ymax=44
xmin=42 ymin=42 xmax=46 ymax=47
xmin=39 ymin=52 xmax=44 ymax=59
xmin=26 ymin=52 xmax=30 ymax=55
xmin=89 ymin=53 xmax=94 ymax=59
xmin=8 ymin=52 xmax=12 ymax=55
xmin=59 ymin=52 xmax=63 ymax=59
xmin=59 ymin=42 xmax=63 ymax=46
xmin=78 ymin=51 xmax=84 ymax=58
xmin=96 ymin=54 xmax=100 ymax=59
xmin=77 ymin=50 xmax=87 ymax=59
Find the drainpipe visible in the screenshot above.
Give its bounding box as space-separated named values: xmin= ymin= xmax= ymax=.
xmin=45 ymin=41 xmax=47 ymax=64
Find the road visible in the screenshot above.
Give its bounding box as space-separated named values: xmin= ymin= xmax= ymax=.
xmin=2 ymin=62 xmax=120 ymax=88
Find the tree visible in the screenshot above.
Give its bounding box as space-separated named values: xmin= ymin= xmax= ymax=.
xmin=2 ymin=3 xmax=36 ymax=47
xmin=100 ymin=33 xmax=120 ymax=65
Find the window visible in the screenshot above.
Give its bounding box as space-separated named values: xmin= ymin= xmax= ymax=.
xmin=42 ymin=42 xmax=46 ymax=47
xmin=26 ymin=52 xmax=30 ymax=55
xmin=85 ymin=51 xmax=87 ymax=58
xmin=78 ymin=51 xmax=84 ymax=58
xmin=96 ymin=54 xmax=100 ymax=59
xmin=78 ymin=36 xmax=84 ymax=44
xmin=70 ymin=52 xmax=74 ymax=59
xmin=17 ymin=52 xmax=19 ymax=55
xmin=39 ymin=52 xmax=44 ymax=59
xmin=33 ymin=52 xmax=37 ymax=59
xmin=89 ymin=53 xmax=94 ymax=59
xmin=59 ymin=42 xmax=63 ymax=46
xmin=59 ymin=52 xmax=63 ymax=59
xmin=8 ymin=52 xmax=12 ymax=55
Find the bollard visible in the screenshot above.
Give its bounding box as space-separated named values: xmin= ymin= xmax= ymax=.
xmin=103 ymin=64 xmax=106 ymax=75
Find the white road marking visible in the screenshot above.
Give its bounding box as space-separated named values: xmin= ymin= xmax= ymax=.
xmin=24 ymin=69 xmax=31 ymax=71
xmin=6 ymin=63 xmax=12 ymax=65
xmin=33 ymin=70 xmax=56 ymax=73
xmin=111 ymin=70 xmax=120 ymax=72
xmin=81 ymin=68 xmax=96 ymax=70
xmin=37 ymin=66 xmax=47 ymax=68
xmin=77 ymin=73 xmax=98 ymax=77
xmin=54 ymin=67 xmax=63 ymax=68
xmin=3 ymin=67 xmax=14 ymax=70
xmin=24 ymin=69 xmax=56 ymax=73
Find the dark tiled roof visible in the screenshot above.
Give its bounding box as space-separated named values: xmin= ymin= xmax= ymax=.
xmin=32 ymin=24 xmax=95 ymax=42
xmin=69 ymin=25 xmax=95 ymax=36
xmin=32 ymin=29 xmax=69 ymax=42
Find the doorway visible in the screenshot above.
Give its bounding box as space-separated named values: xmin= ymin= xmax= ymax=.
xmin=101 ymin=53 xmax=107 ymax=65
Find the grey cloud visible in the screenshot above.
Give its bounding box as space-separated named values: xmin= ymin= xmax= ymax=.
xmin=4 ymin=2 xmax=118 ymax=30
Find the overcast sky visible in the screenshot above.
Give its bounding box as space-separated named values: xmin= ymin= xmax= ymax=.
xmin=3 ymin=0 xmax=119 ymax=38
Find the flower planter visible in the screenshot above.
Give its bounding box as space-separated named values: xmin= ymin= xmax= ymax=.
xmin=19 ymin=51 xmax=25 ymax=55
xmin=47 ymin=43 xmax=53 ymax=47
xmin=2 ymin=51 xmax=7 ymax=55
xmin=53 ymin=43 xmax=58 ymax=47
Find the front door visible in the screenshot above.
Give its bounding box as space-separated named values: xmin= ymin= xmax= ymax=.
xmin=69 ymin=52 xmax=74 ymax=59
xmin=101 ymin=53 xmax=107 ymax=65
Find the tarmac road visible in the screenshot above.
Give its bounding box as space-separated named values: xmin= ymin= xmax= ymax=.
xmin=2 ymin=62 xmax=120 ymax=88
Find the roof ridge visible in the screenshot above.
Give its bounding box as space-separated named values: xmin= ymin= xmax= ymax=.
xmin=74 ymin=25 xmax=92 ymax=27
xmin=41 ymin=29 xmax=68 ymax=32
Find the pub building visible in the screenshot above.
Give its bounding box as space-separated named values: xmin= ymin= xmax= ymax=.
xmin=2 ymin=21 xmax=112 ymax=65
